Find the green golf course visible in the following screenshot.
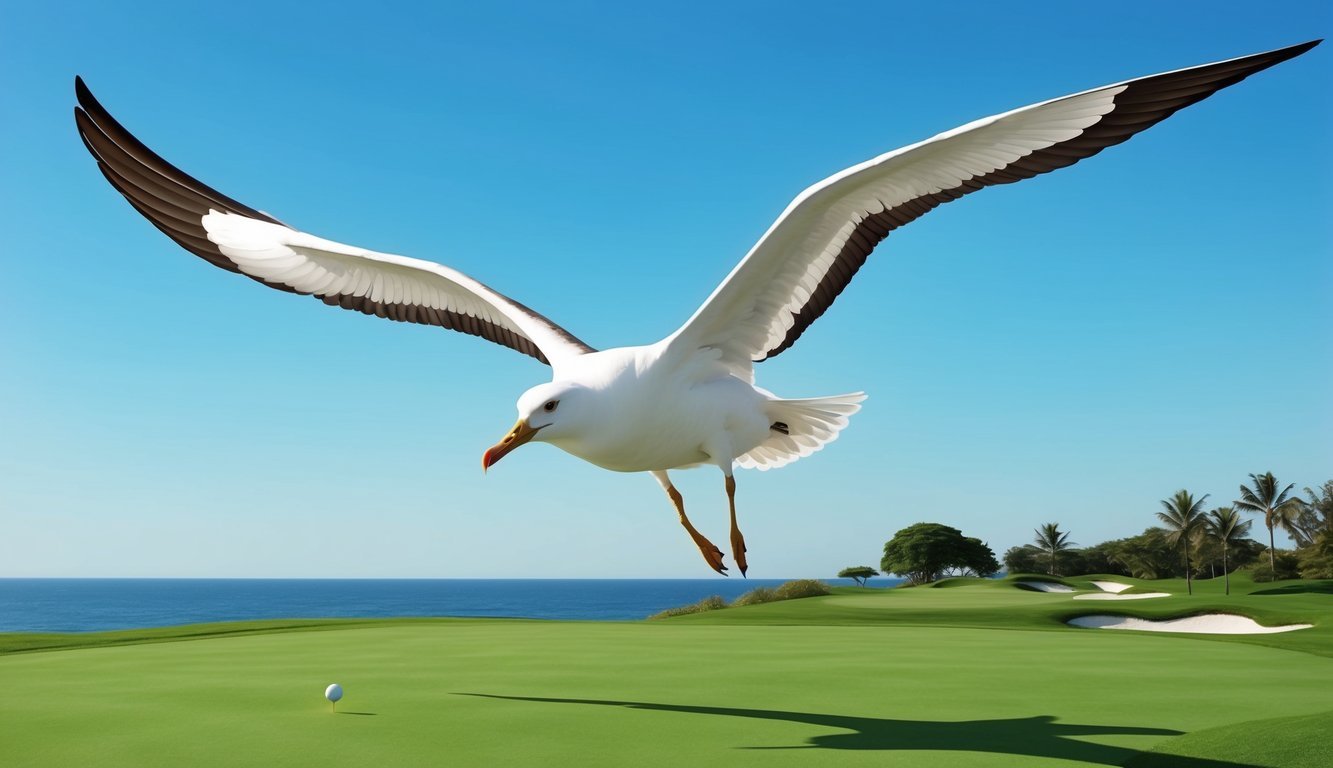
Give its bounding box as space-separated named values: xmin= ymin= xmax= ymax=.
xmin=3 ymin=574 xmax=1329 ymax=768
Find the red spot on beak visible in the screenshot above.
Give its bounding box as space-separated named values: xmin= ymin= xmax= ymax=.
xmin=482 ymin=418 xmax=541 ymax=473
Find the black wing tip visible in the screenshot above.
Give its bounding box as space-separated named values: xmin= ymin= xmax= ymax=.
xmin=74 ymin=78 xmax=92 ymax=125
xmin=74 ymin=75 xmax=98 ymax=111
xmin=1262 ymin=39 xmax=1322 ymax=64
xmin=72 ymin=78 xmax=285 ymax=228
xmin=73 ymin=77 xmax=133 ymax=142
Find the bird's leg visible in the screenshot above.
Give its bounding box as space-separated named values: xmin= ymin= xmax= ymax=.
xmin=651 ymin=470 xmax=727 ymax=575
xmin=726 ymin=474 xmax=748 ymax=577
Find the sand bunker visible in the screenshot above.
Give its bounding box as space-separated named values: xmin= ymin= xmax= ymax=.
xmin=1090 ymin=580 xmax=1132 ymax=593
xmin=1073 ymin=592 xmax=1171 ymax=601
xmin=1016 ymin=581 xmax=1075 ymax=593
xmin=1068 ymin=614 xmax=1312 ymax=634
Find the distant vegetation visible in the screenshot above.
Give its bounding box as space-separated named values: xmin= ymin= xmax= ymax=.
xmin=996 ymin=473 xmax=1331 ymax=584
xmin=648 ymin=579 xmax=830 ymax=619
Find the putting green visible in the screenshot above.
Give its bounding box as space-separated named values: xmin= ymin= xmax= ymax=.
xmin=3 ymin=579 xmax=1329 ymax=767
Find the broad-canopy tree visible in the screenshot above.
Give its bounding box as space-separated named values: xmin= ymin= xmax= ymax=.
xmin=1032 ymin=523 xmax=1074 ymax=576
xmin=1002 ymin=545 xmax=1044 ymax=575
xmin=1205 ymin=506 xmax=1252 ymax=595
xmin=1235 ymin=472 xmax=1301 ymax=572
xmin=1157 ymin=490 xmax=1209 ymax=594
xmin=881 ymin=523 xmax=999 ymax=585
xmin=837 ymin=566 xmax=879 ymax=587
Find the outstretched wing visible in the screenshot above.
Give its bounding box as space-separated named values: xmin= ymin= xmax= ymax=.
xmin=664 ymin=41 xmax=1319 ymax=379
xmin=74 ymin=78 xmax=595 ymax=369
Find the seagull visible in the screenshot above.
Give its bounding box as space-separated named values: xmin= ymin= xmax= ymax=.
xmin=74 ymin=41 xmax=1318 ymax=576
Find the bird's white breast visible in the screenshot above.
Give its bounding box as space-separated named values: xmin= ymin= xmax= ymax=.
xmin=547 ymin=347 xmax=770 ymax=473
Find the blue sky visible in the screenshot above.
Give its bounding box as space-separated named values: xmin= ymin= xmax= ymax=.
xmin=1 ymin=2 xmax=1329 ymax=577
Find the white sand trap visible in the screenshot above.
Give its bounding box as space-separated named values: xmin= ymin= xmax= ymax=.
xmin=1016 ymin=581 xmax=1075 ymax=593
xmin=1073 ymin=592 xmax=1171 ymax=600
xmin=1068 ymin=614 xmax=1313 ymax=634
xmin=1090 ymin=580 xmax=1132 ymax=593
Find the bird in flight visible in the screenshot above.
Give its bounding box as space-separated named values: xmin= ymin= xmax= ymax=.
xmin=74 ymin=40 xmax=1318 ymax=575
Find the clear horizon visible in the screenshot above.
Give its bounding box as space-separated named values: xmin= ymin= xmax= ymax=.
xmin=2 ymin=1 xmax=1329 ymax=578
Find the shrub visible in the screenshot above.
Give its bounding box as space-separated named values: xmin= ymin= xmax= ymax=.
xmin=733 ymin=587 xmax=779 ymax=606
xmin=774 ymin=579 xmax=831 ymax=600
xmin=650 ymin=579 xmax=831 ymax=619
xmin=1298 ymin=543 xmax=1333 ymax=580
xmin=648 ymin=595 xmax=727 ymax=620
xmin=1249 ymin=551 xmax=1301 ymax=582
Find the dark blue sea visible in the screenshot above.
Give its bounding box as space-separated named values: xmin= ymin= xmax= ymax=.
xmin=0 ymin=578 xmax=897 ymax=633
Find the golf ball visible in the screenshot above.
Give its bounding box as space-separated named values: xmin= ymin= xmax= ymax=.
xmin=325 ymin=683 xmax=343 ymax=703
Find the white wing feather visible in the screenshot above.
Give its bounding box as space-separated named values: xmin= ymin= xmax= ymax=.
xmin=203 ymin=212 xmax=592 ymax=372
xmin=664 ymin=85 xmax=1123 ymax=381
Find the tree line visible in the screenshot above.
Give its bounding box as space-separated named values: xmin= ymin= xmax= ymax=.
xmin=845 ymin=473 xmax=1331 ymax=589
xmin=1002 ymin=474 xmax=1332 ymax=592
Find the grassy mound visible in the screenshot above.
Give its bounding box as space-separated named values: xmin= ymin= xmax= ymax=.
xmin=1125 ymin=710 xmax=1333 ymax=768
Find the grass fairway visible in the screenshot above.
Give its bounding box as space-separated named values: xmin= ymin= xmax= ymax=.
xmin=3 ymin=577 xmax=1330 ymax=767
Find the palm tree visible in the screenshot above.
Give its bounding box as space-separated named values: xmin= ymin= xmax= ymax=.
xmin=1235 ymin=472 xmax=1299 ymax=572
xmin=1032 ymin=523 xmax=1074 ymax=576
xmin=1157 ymin=490 xmax=1209 ymax=595
xmin=1204 ymin=506 xmax=1252 ymax=595
xmin=1277 ymin=481 xmax=1333 ymax=548
xmin=1301 ymin=481 xmax=1333 ymax=533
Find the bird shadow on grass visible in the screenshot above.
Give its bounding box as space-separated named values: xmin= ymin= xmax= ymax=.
xmin=456 ymin=693 xmax=1263 ymax=768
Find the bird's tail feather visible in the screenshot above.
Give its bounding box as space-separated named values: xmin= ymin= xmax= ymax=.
xmin=736 ymin=392 xmax=866 ymax=471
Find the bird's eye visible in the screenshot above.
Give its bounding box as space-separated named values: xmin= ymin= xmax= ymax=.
xmin=543 ymin=400 xmax=558 ymax=412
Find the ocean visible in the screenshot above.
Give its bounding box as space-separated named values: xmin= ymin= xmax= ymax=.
xmin=0 ymin=577 xmax=896 ymax=632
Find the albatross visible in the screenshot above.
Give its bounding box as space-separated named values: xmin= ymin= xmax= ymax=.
xmin=74 ymin=40 xmax=1318 ymax=575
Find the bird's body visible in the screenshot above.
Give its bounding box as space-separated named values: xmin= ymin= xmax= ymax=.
xmin=531 ymin=345 xmax=853 ymax=474
xmin=74 ymin=40 xmax=1320 ymax=575
xmin=546 ymin=347 xmax=769 ymax=473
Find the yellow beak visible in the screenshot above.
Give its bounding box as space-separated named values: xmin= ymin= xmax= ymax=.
xmin=482 ymin=418 xmax=542 ymax=472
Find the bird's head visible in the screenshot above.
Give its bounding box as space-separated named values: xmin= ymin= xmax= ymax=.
xmin=482 ymin=381 xmax=588 ymax=471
